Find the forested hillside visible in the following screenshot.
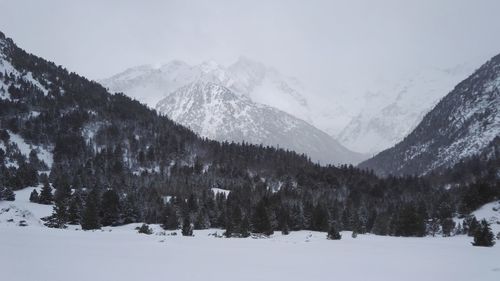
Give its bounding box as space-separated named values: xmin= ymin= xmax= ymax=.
xmin=0 ymin=31 xmax=498 ymax=238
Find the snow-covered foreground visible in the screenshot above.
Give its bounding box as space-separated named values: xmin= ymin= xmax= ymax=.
xmin=1 ymin=188 xmax=500 ymax=281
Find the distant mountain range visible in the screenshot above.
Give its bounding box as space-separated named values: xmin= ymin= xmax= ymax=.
xmin=338 ymin=65 xmax=475 ymax=154
xmin=359 ymin=54 xmax=500 ymax=176
xmin=102 ymin=58 xmax=365 ymax=165
xmin=102 ymin=57 xmax=482 ymax=159
xmin=100 ymin=57 xmax=313 ymax=123
xmin=156 ymin=81 xmax=365 ymax=165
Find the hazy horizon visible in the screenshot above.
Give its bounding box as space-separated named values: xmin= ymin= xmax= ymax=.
xmin=1 ymin=0 xmax=500 ymax=99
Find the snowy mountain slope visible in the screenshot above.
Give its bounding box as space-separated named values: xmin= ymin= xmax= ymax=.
xmin=156 ymin=81 xmax=365 ymax=165
xmin=0 ymin=131 xmax=53 ymax=169
xmin=471 ymin=200 xmax=500 ymax=235
xmin=101 ymin=57 xmax=313 ymax=122
xmin=224 ymin=57 xmax=313 ymax=123
xmin=99 ymin=61 xmax=198 ymax=108
xmin=103 ymin=57 xmax=482 ymax=156
xmin=359 ymin=54 xmax=500 ymax=176
xmin=101 ymin=58 xmax=364 ymax=147
xmin=338 ymin=65 xmax=475 ymax=154
xmin=0 ymin=186 xmax=52 ymax=227
xmin=0 ymin=44 xmax=53 ymax=170
xmin=0 ymin=45 xmax=50 ymax=100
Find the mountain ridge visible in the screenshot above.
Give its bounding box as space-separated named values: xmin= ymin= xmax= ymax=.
xmin=359 ymin=54 xmax=500 ymax=176
xmin=156 ymin=80 xmax=366 ymax=165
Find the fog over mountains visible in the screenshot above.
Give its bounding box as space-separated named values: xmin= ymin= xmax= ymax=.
xmin=338 ymin=64 xmax=476 ymax=154
xmin=360 ymin=55 xmax=500 ymax=176
xmin=102 ymin=57 xmax=367 ymax=164
xmin=102 ymin=57 xmax=480 ymax=162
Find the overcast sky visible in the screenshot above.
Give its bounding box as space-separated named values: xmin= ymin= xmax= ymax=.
xmin=1 ymin=0 xmax=500 ymax=95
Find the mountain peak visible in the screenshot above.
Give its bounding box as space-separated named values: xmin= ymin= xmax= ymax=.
xmin=184 ymin=80 xmax=234 ymax=98
xmin=199 ymin=60 xmax=225 ymax=73
xmin=101 ymin=56 xmax=321 ymax=139
xmin=156 ymin=79 xmax=364 ymax=165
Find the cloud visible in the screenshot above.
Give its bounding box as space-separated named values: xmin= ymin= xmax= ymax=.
xmin=1 ymin=0 xmax=499 ymax=97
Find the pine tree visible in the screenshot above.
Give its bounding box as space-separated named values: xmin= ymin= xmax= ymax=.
xmin=394 ymin=205 xmax=426 ymax=237
xmin=67 ymin=193 xmax=82 ymax=225
xmin=472 ymin=219 xmax=495 ymax=247
xmin=454 ymin=222 xmax=464 ymax=235
xmin=29 ymin=189 xmax=39 ymax=203
xmin=464 ymin=215 xmax=479 ymax=236
xmin=224 ymin=216 xmax=234 ymax=238
xmin=241 ymin=216 xmax=250 ymax=238
xmin=100 ymin=189 xmax=121 ymax=226
xmin=194 ymin=211 xmax=209 ymax=230
xmin=182 ymin=216 xmax=193 ymax=236
xmin=281 ymin=222 xmax=290 ymax=235
xmin=252 ymin=200 xmax=274 ymax=236
xmin=1 ymin=187 xmax=15 ymax=201
xmin=311 ymin=204 xmax=329 ymax=231
xmin=45 ymin=180 xmax=72 ymax=228
xmin=162 ymin=205 xmax=179 ymax=230
xmin=38 ymin=179 xmax=53 ymax=205
xmin=81 ymin=189 xmax=100 ymax=230
xmin=45 ymin=199 xmax=68 ymax=228
xmin=54 ymin=182 xmax=71 ymax=205
xmin=121 ymin=195 xmax=140 ymax=224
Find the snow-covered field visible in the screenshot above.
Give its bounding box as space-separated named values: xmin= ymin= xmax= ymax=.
xmin=1 ymin=187 xmax=500 ymax=281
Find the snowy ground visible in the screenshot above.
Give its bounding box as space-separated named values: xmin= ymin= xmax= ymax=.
xmin=1 ymin=187 xmax=500 ymax=281
xmin=472 ymin=200 xmax=500 ymax=234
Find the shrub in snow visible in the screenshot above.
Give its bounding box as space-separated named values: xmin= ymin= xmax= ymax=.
xmin=441 ymin=218 xmax=456 ymax=237
xmin=137 ymin=224 xmax=153 ymax=235
xmin=352 ymin=231 xmax=358 ymax=238
xmin=209 ymin=232 xmax=223 ymax=238
xmin=1 ymin=187 xmax=15 ymax=201
xmin=327 ymin=226 xmax=342 ymax=240
xmin=463 ymin=215 xmax=479 ymax=237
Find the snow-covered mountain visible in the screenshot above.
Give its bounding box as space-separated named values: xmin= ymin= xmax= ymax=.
xmin=102 ymin=57 xmax=367 ymax=164
xmin=102 ymin=57 xmax=483 ymax=157
xmin=359 ymin=54 xmax=500 ymax=176
xmin=338 ymin=65 xmax=475 ymax=154
xmin=156 ymin=81 xmax=365 ymax=165
xmin=101 ymin=57 xmax=313 ymax=123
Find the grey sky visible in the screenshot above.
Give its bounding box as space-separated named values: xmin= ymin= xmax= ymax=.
xmin=1 ymin=0 xmax=500 ymax=95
